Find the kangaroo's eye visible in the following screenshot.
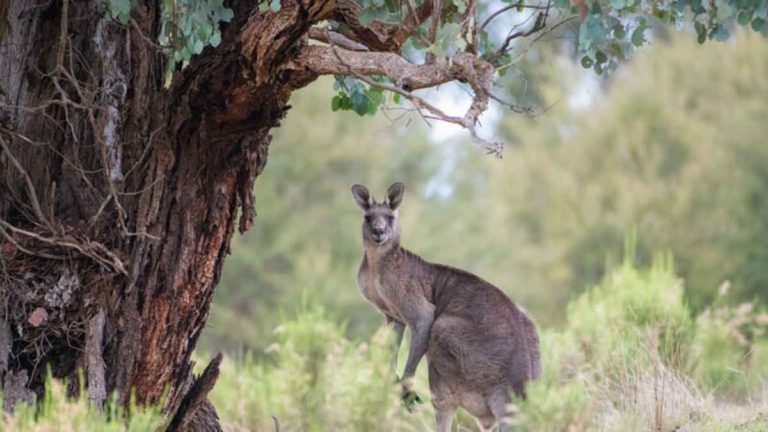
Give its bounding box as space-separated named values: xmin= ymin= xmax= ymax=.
xmin=365 ymin=216 xmax=372 ymax=223
xmin=386 ymin=216 xmax=394 ymax=224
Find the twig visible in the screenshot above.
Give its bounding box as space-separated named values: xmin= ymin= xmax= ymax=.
xmin=0 ymin=224 xmax=66 ymax=261
xmin=0 ymin=220 xmax=127 ymax=274
xmin=480 ymin=2 xmax=550 ymax=30
xmin=0 ymin=134 xmax=53 ymax=229
xmin=491 ymin=8 xmax=550 ymax=64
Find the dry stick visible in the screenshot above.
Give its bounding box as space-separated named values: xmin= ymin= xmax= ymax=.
xmin=167 ymin=353 xmax=224 ymax=432
xmin=56 ymin=0 xmax=69 ymax=79
xmin=0 ymin=220 xmax=126 ymax=274
xmin=480 ymin=2 xmax=551 ymax=30
xmin=3 ymin=121 xmax=99 ymax=191
xmin=492 ymin=9 xmax=549 ymax=64
xmin=0 ymin=224 xmax=66 ymax=261
xmin=428 ymin=0 xmax=442 ymax=43
xmin=0 ymin=134 xmax=53 ymax=230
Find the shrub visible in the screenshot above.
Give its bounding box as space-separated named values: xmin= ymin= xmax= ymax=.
xmin=516 ymin=257 xmax=767 ymax=431
xmin=211 ymin=306 xmax=435 ymax=432
xmin=0 ymin=378 xmax=164 ymax=432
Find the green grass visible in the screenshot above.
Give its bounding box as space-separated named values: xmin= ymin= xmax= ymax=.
xmin=3 ymin=259 xmax=766 ymax=431
xmin=0 ymin=378 xmax=164 ymax=432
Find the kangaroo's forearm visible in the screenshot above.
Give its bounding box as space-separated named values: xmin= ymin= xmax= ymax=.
xmin=386 ymin=316 xmax=406 ymax=372
xmin=402 ymin=319 xmax=432 ymax=379
xmin=392 ymin=321 xmax=405 ymax=352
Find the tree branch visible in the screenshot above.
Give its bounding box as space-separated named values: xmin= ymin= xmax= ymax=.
xmin=308 ymin=27 xmax=368 ymax=51
xmin=288 ymin=44 xmax=504 ymax=156
xmin=332 ymin=0 xmax=434 ymax=52
xmin=290 ymin=45 xmax=457 ymax=90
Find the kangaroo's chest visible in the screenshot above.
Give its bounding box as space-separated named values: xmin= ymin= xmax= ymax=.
xmin=357 ymin=266 xmax=399 ymax=319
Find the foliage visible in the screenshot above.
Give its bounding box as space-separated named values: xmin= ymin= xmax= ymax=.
xmin=6 ymin=262 xmax=766 ymax=431
xmin=572 ymin=0 xmax=768 ymax=74
xmin=204 ymin=259 xmax=768 ymax=431
xmin=101 ymin=0 xmax=768 ymax=117
xmin=0 ymin=377 xmax=164 ymax=432
xmin=513 ymin=258 xmax=768 ymax=431
xmin=692 ymin=287 xmax=768 ymax=394
xmin=210 ymin=306 xmax=438 ymax=432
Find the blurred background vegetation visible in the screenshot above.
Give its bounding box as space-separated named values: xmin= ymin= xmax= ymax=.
xmin=201 ymin=30 xmax=768 ymax=357
xmin=198 ymin=30 xmax=768 ymax=431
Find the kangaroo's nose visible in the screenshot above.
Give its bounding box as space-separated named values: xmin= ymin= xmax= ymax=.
xmin=372 ymin=227 xmax=385 ymax=236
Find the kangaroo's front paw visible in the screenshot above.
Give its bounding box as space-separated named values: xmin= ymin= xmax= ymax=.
xmin=400 ymin=378 xmax=423 ymax=412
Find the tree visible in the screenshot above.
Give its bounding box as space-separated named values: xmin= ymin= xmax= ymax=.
xmin=0 ymin=0 xmax=764 ymax=429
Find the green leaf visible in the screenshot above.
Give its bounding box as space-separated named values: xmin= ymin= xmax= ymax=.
xmin=366 ymin=87 xmax=385 ymax=105
xmin=219 ymin=7 xmax=235 ymax=22
xmin=753 ymin=18 xmax=768 ymax=36
xmin=193 ymin=40 xmax=204 ymax=54
xmin=585 ymin=15 xmax=607 ymax=46
xmin=711 ymin=26 xmax=730 ymax=41
xmin=694 ymin=21 xmax=707 ymax=44
xmin=631 ymin=21 xmax=647 ymax=47
xmin=738 ymin=11 xmax=752 ymax=27
xmin=614 ymin=24 xmax=626 ymax=39
xmin=595 ymin=50 xmax=607 ymax=65
xmin=210 ymin=31 xmax=222 ymax=48
xmin=331 ymin=95 xmax=341 ymax=112
xmin=610 ymin=0 xmax=625 ymax=10
xmin=715 ymin=2 xmax=735 ymax=21
xmin=351 ymin=91 xmax=369 ymax=116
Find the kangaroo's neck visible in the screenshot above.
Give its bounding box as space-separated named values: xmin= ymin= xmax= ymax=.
xmin=363 ymin=240 xmax=401 ymax=264
xmin=363 ymin=243 xmax=431 ymax=277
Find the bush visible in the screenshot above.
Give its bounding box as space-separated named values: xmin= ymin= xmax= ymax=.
xmin=692 ymin=286 xmax=768 ymax=395
xmin=210 ymin=306 xmax=435 ymax=432
xmin=515 ymin=257 xmax=768 ymax=432
xmin=0 ymin=378 xmax=164 ymax=432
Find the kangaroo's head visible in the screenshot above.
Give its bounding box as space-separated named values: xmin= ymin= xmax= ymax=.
xmin=351 ymin=182 xmax=405 ymax=247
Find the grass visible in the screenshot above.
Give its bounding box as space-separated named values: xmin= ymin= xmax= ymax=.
xmin=0 ymin=378 xmax=164 ymax=432
xmin=3 ymin=258 xmax=767 ymax=431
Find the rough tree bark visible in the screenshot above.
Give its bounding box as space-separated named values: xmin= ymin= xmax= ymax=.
xmin=0 ymin=0 xmax=333 ymax=429
xmin=0 ymin=0 xmax=511 ymax=429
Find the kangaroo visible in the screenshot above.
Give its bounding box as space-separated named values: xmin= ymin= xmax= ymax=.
xmin=351 ymin=182 xmax=541 ymax=432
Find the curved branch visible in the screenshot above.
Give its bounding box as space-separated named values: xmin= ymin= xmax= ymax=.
xmin=333 ymin=0 xmax=434 ymax=52
xmin=290 ymin=45 xmax=457 ymax=90
xmin=288 ymin=44 xmax=504 ymax=156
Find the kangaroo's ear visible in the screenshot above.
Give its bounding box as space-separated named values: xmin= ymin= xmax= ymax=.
xmin=386 ymin=182 xmax=405 ymax=210
xmin=351 ymin=184 xmax=372 ymax=211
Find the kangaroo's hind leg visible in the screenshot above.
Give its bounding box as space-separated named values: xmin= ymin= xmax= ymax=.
xmin=429 ymin=362 xmax=457 ymax=432
xmin=487 ymin=389 xmax=513 ymax=432
xmin=434 ymin=402 xmax=457 ymax=432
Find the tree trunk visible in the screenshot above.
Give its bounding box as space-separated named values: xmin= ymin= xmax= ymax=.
xmin=0 ymin=0 xmax=329 ymax=428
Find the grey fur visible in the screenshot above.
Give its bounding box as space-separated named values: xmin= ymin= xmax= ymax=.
xmin=351 ymin=183 xmax=541 ymax=432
